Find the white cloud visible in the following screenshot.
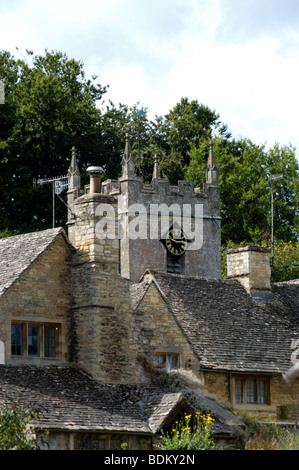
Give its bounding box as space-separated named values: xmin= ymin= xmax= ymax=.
xmin=1 ymin=0 xmax=299 ymax=157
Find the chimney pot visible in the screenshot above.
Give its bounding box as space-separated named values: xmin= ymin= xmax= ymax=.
xmin=87 ymin=166 xmax=103 ymax=194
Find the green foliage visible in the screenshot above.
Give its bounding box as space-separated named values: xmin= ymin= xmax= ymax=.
xmin=153 ymin=97 xmax=229 ymax=183
xmin=0 ymin=49 xmax=111 ymax=232
xmin=271 ymin=241 xmax=299 ymax=282
xmin=0 ymin=402 xmax=40 ymax=450
xmin=186 ymin=137 xmax=299 ymax=246
xmin=161 ymin=412 xmax=218 ymax=450
xmin=0 ymin=228 xmax=14 ymax=238
xmin=243 ymin=416 xmax=299 ymax=450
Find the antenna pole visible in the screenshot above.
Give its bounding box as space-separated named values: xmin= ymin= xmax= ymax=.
xmin=270 ymin=174 xmax=283 ymax=266
xmin=52 ymin=182 xmax=55 ymax=228
xmin=34 ymin=175 xmax=68 ymax=228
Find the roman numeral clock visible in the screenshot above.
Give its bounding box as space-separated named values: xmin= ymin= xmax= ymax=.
xmin=160 ymin=225 xmax=190 ymax=274
xmin=165 ymin=227 xmax=187 ymax=256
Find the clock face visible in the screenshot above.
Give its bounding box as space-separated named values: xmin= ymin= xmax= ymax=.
xmin=166 ymin=228 xmax=187 ymax=256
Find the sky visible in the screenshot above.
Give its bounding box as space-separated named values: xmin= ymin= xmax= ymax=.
xmin=1 ymin=0 xmax=299 ymax=160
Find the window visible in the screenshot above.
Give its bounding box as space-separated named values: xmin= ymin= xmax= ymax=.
xmin=74 ymin=435 xmax=122 ymax=450
xmin=155 ymin=353 xmax=178 ymax=371
xmin=44 ymin=326 xmax=56 ymax=358
xmin=28 ymin=325 xmax=39 ymax=356
xmin=235 ymin=379 xmax=243 ymax=404
xmin=11 ymin=324 xmax=23 ymax=356
xmin=11 ymin=322 xmax=60 ymax=359
xmin=74 ymin=436 xmax=106 ymax=450
xmin=234 ymin=377 xmax=270 ymax=405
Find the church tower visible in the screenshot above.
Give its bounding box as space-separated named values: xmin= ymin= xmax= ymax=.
xmin=114 ymin=137 xmax=221 ymax=281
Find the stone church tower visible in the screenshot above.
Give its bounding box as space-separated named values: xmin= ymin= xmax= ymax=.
xmin=66 ymin=138 xmax=221 ymax=383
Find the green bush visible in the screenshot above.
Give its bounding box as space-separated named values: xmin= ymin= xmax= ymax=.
xmin=0 ymin=402 xmax=40 ymax=450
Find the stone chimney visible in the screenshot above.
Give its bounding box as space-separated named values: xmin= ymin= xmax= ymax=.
xmin=227 ymin=246 xmax=272 ymax=299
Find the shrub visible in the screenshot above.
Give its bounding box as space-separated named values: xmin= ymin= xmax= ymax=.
xmin=161 ymin=412 xmax=218 ymax=450
xmin=0 ymin=402 xmax=40 ymax=450
xmin=244 ymin=416 xmax=298 ymax=450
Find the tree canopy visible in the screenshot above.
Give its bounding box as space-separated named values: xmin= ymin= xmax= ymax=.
xmin=186 ymin=137 xmax=299 ymax=245
xmin=0 ymin=50 xmax=128 ymax=232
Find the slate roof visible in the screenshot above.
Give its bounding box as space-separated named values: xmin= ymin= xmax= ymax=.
xmin=0 ymin=365 xmax=161 ymax=434
xmin=132 ymin=272 xmax=299 ymax=375
xmin=0 ymin=228 xmax=72 ymax=297
xmin=0 ymin=365 xmax=240 ymax=438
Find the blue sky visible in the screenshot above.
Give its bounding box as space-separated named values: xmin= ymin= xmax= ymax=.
xmin=1 ymin=0 xmax=299 ymax=159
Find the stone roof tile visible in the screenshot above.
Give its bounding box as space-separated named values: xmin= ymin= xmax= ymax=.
xmin=0 ymin=365 xmax=239 ymax=437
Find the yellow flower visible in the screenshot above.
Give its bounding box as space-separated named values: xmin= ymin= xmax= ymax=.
xmin=205 ymin=415 xmax=215 ymax=425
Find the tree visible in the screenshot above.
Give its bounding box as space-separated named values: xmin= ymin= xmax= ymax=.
xmin=153 ymin=97 xmax=230 ymax=183
xmin=271 ymin=241 xmax=299 ymax=282
xmin=0 ymin=402 xmax=40 ymax=450
xmin=185 ymin=137 xmax=299 ymax=246
xmin=0 ymin=49 xmax=113 ymax=233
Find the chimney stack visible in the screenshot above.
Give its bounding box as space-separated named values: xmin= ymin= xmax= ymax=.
xmin=227 ymin=246 xmax=272 ymax=299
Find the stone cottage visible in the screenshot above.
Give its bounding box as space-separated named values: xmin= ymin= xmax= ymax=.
xmin=0 ymin=139 xmax=298 ymax=450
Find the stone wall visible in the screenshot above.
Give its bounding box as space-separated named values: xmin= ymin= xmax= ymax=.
xmin=203 ymin=371 xmax=299 ymax=419
xmin=68 ymin=193 xmax=119 ymax=274
xmin=0 ymin=234 xmax=72 ymax=364
xmin=117 ymin=177 xmax=221 ymax=282
xmin=69 ymin=256 xmax=137 ymax=383
xmin=131 ymin=282 xmax=201 ymax=381
xmin=37 ymin=431 xmax=152 ymax=450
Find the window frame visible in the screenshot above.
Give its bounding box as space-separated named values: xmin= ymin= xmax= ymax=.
xmin=11 ymin=324 xmax=24 ymax=356
xmin=154 ymin=353 xmax=179 ymax=371
xmin=11 ymin=322 xmax=61 ymax=359
xmin=232 ymin=375 xmax=271 ymax=408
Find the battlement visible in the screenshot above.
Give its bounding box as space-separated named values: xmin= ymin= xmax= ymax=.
xmin=102 ymin=178 xmax=209 ymax=199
